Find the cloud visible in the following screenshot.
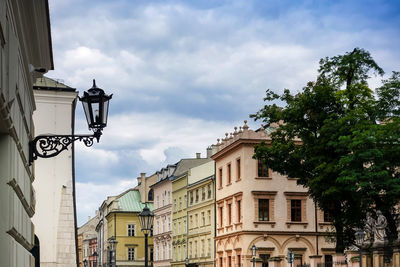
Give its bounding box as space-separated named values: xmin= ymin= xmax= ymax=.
xmin=76 ymin=179 xmax=137 ymax=226
xmin=47 ymin=0 xmax=400 ymax=225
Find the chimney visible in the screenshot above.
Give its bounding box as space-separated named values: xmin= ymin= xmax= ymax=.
xmin=196 ymin=153 xmax=201 ymax=159
xmin=206 ymin=146 xmax=213 ymax=158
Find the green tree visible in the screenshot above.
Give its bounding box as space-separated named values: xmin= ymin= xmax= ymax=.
xmin=252 ymin=48 xmax=400 ymax=252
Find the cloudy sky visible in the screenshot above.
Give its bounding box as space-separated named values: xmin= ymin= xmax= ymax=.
xmin=47 ymin=0 xmax=400 ymax=226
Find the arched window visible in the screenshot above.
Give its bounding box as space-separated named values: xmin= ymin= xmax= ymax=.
xmin=148 ymin=189 xmax=154 ymax=201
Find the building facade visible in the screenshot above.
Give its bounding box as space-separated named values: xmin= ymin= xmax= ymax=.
xmin=78 ymin=215 xmax=100 ymax=267
xmin=97 ymin=196 xmax=117 ymax=267
xmin=211 ymin=121 xmax=335 ymax=267
xmin=32 ymin=77 xmax=79 ymax=267
xmin=105 ymin=173 xmax=156 ymax=267
xmin=187 ymin=160 xmax=215 ymax=267
xmin=171 ymin=155 xmax=211 ymax=267
xmin=0 ymin=0 xmax=53 ymax=266
xmin=152 ymin=165 xmax=176 ymax=267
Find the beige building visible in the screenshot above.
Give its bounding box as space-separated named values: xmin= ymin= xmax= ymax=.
xmin=32 ymin=77 xmax=79 ymax=267
xmin=211 ymin=121 xmax=335 ymax=267
xmin=171 ymin=155 xmax=211 ymax=267
xmin=0 ymin=0 xmax=53 ymax=266
xmin=97 ymin=195 xmax=117 ymax=267
xmin=152 ymin=164 xmax=176 ymax=267
xmin=78 ymin=215 xmax=100 ymax=267
xmin=187 ymin=160 xmax=215 ymax=267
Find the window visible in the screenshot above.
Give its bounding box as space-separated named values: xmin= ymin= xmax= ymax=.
xmin=228 ymin=255 xmax=232 ymax=267
xmin=202 ymin=187 xmax=205 ymax=200
xmin=260 ymin=254 xmax=270 ymax=267
xmin=220 ymin=257 xmax=223 ymax=267
xmin=168 ymin=217 xmax=171 ymax=231
xmin=219 ymin=168 xmax=223 ymax=188
xmin=148 ymin=189 xmax=154 ymax=201
xmin=157 ymin=221 xmax=160 ymax=234
xmin=257 ymin=159 xmax=270 ymax=177
xmin=237 ymin=255 xmax=241 ymax=267
xmin=208 ymin=238 xmax=211 ymax=256
xmin=190 ymin=215 xmax=193 ymax=227
xmin=237 ymin=199 xmax=241 ymax=222
xmin=207 ymin=210 xmax=211 ymax=225
xmin=128 ymin=224 xmax=135 ymax=236
xmin=162 ymin=193 xmax=165 ymax=206
xmin=178 ymin=222 xmax=181 ymax=234
xmin=150 ymin=248 xmax=154 ymax=262
xmin=185 ymin=195 xmax=187 ymax=208
xmin=236 ymin=158 xmax=241 ymax=181
xmin=227 ymin=163 xmax=231 ymax=184
xmin=174 ymin=199 xmax=177 ymax=211
xmin=258 ymin=199 xmax=269 ymax=221
xmin=219 ymin=206 xmax=223 ymax=227
xmin=128 ymin=248 xmax=135 ymax=261
xmin=168 ymin=191 xmax=171 ymax=204
xmin=201 ymin=239 xmax=205 ymax=256
xmin=196 ymin=189 xmax=199 ymax=202
xmin=227 ymin=204 xmax=232 ymax=225
xmin=202 ymin=212 xmax=205 ymax=226
xmin=157 ymin=196 xmax=160 ymax=208
xmin=324 ymin=210 xmax=332 ymax=222
xmin=195 ymin=214 xmax=198 ymax=227
xmin=208 ymin=184 xmax=212 ymax=198
xmin=189 ymin=242 xmax=192 ymax=257
xmin=291 ymin=200 xmax=302 ymax=222
xmin=179 ymin=197 xmax=182 ymax=210
xmin=174 ymin=223 xmax=176 ymax=233
xmin=190 ymin=191 xmax=193 ymax=204
xmin=184 ymin=220 xmax=186 ymax=233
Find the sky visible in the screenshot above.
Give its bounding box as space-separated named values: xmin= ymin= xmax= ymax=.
xmin=46 ymin=0 xmax=400 ymax=226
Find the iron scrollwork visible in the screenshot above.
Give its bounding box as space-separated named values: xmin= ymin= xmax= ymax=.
xmin=29 ymin=133 xmax=100 ymax=164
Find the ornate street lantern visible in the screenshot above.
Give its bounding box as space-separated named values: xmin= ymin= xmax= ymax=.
xmin=139 ymin=204 xmax=154 ymax=267
xmin=79 ymin=79 xmax=112 ymax=139
xmin=29 ymin=79 xmax=112 ymax=163
xmin=250 ymin=244 xmax=257 ymax=258
xmin=139 ymin=204 xmax=154 ymax=233
xmin=355 ymin=229 xmax=366 ymax=247
xmin=108 ymin=237 xmax=118 ymax=251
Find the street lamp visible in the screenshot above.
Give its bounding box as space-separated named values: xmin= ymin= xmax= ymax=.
xmin=108 ymin=237 xmax=118 ymax=267
xmin=185 ymin=257 xmax=189 ymax=267
xmin=250 ymin=244 xmax=257 ymax=267
xmin=29 ymin=79 xmax=112 ymax=163
xmin=139 ymin=204 xmax=154 ymax=267
xmin=91 ymin=251 xmax=98 ymax=267
xmin=355 ymin=229 xmax=366 ymax=267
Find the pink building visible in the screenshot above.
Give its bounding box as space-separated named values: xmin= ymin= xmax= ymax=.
xmin=212 ymin=121 xmax=335 ymax=267
xmin=152 ymin=165 xmax=176 ymax=267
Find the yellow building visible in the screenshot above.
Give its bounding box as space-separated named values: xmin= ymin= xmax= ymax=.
xmin=187 ymin=160 xmax=215 ymax=267
xmin=106 ymin=173 xmax=156 ymax=267
xmin=171 ymin=155 xmax=211 ymax=267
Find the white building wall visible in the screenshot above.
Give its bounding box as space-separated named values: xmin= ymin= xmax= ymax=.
xmin=32 ymin=89 xmax=78 ymax=267
xmin=0 ymin=0 xmax=53 ymax=266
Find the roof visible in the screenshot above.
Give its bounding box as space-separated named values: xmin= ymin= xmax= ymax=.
xmin=117 ymin=189 xmax=154 ymax=212
xmin=172 ymin=158 xmax=212 ymax=179
xmin=33 ymin=76 xmax=76 ymax=92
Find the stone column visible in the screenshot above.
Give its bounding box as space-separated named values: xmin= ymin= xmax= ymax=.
xmin=309 ymin=255 xmax=322 ymax=267
xmin=392 ymin=246 xmax=400 ymax=267
xmin=372 ymin=247 xmax=384 ymax=267
xmin=332 ymin=253 xmax=346 ymax=267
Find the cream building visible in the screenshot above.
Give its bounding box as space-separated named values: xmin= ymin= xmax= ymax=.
xmin=78 ymin=215 xmax=100 ymax=267
xmin=0 ymin=0 xmax=53 ymax=266
xmin=211 ymin=121 xmax=335 ymax=267
xmin=152 ymin=164 xmax=176 ymax=267
xmin=171 ymin=154 xmax=212 ymax=267
xmin=187 ymin=160 xmax=215 ymax=267
xmin=97 ymin=196 xmax=117 ymax=267
xmin=32 ymin=77 xmax=79 ymax=267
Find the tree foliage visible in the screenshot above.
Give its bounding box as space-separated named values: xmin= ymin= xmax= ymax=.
xmin=252 ymin=48 xmax=400 ymax=252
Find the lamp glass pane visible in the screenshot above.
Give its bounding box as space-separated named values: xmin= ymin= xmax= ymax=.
xmin=102 ymin=98 xmax=110 ymax=125
xmin=81 ymin=100 xmax=92 ymax=129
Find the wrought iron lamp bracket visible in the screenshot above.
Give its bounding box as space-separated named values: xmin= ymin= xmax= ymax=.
xmin=29 ymin=130 xmax=102 ymax=164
